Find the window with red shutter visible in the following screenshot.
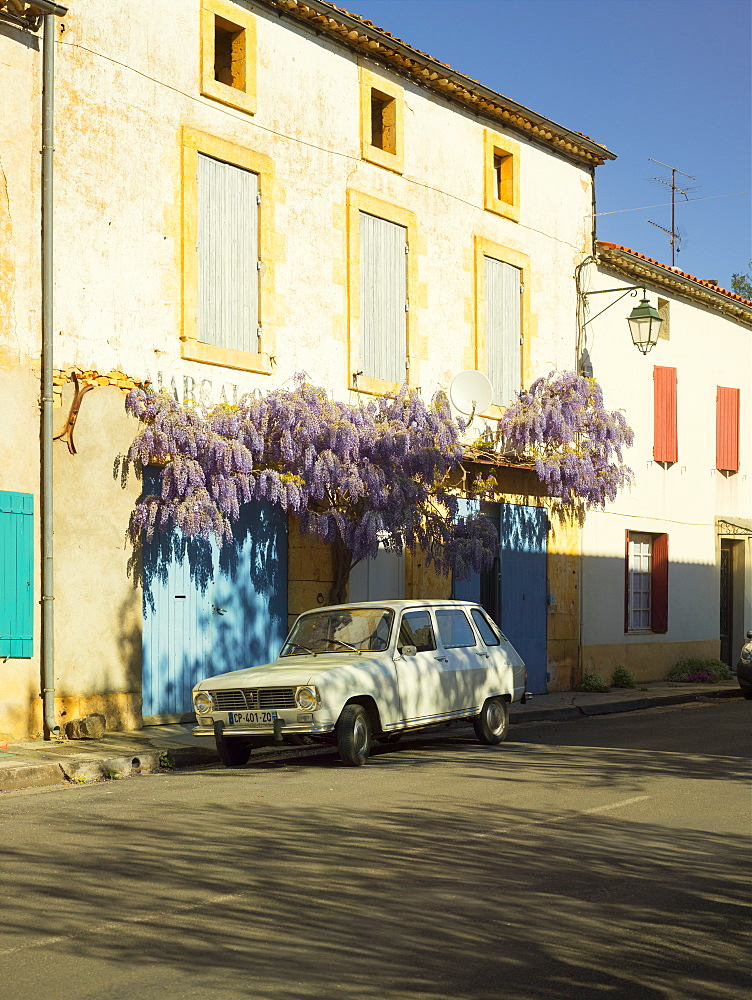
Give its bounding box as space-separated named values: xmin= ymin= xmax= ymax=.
xmin=716 ymin=387 xmax=740 ymax=472
xmin=624 ymin=531 xmax=669 ymax=633
xmin=653 ymin=367 xmax=678 ymax=463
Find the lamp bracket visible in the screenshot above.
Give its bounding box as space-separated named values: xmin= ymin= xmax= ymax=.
xmin=581 ymin=285 xmax=647 ymax=328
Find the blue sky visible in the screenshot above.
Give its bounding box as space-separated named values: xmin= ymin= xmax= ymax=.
xmin=340 ymin=0 xmax=751 ymax=290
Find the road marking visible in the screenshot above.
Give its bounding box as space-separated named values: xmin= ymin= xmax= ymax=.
xmin=0 ymin=890 xmax=243 ymax=957
xmin=583 ymin=794 xmax=651 ymax=814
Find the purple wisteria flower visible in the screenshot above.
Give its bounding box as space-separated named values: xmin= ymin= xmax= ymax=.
xmin=125 ymin=376 xmax=498 ymax=597
xmin=497 ymin=371 xmax=634 ymax=515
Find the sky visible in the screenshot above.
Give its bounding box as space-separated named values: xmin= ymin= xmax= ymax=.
xmin=339 ymin=0 xmax=751 ymax=291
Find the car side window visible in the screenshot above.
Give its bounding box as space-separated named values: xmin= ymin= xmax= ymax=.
xmin=398 ymin=611 xmax=436 ymax=652
xmin=471 ymin=608 xmax=500 ymax=646
xmin=435 ymin=609 xmax=476 ymax=648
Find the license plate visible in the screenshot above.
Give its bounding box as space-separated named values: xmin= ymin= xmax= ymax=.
xmin=227 ymin=711 xmax=277 ymax=726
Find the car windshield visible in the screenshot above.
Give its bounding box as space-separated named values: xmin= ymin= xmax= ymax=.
xmin=280 ymin=608 xmax=394 ymax=656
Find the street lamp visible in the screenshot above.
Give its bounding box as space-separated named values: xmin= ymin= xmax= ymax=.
xmin=582 ymin=286 xmax=663 ymax=355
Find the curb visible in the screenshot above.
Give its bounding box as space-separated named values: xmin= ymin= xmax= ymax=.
xmin=510 ymin=686 xmax=738 ymax=725
xmin=0 ymin=686 xmax=741 ymax=794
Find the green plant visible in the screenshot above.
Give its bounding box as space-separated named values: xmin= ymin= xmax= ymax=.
xmin=103 ymin=769 xmax=119 ymax=780
xmin=611 ymin=665 xmax=636 ymax=689
xmin=159 ymin=750 xmax=173 ymax=769
xmin=577 ymin=672 xmax=610 ymax=693
xmin=665 ymin=658 xmax=732 ymax=683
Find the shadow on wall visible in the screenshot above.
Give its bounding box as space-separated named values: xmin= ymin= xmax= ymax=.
xmin=140 ymin=499 xmax=288 ymax=717
xmin=0 ymin=733 xmax=748 ymax=997
xmin=580 ymin=551 xmax=731 ymax=678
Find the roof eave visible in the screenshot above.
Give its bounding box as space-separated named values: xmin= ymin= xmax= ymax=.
xmin=596 ymin=244 xmax=752 ymax=327
xmin=255 ymin=0 xmax=616 ymax=167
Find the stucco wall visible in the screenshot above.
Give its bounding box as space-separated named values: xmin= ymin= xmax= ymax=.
xmin=40 ymin=0 xmax=592 ymax=402
xmin=52 ymin=385 xmax=143 ymax=729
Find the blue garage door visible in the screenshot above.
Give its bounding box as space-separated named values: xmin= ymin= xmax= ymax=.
xmin=142 ymin=501 xmax=288 ymax=719
xmin=453 ymin=501 xmax=548 ymax=694
xmin=500 ymin=503 xmax=548 ymax=695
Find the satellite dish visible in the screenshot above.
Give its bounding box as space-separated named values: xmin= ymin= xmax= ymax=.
xmin=449 ymin=370 xmax=493 ymax=416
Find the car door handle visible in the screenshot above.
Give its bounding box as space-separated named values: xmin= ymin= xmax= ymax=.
xmin=435 ymin=656 xmax=449 ymax=663
xmin=476 ymin=651 xmax=489 ymax=657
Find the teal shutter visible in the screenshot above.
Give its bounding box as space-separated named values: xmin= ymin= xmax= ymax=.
xmin=0 ymin=491 xmax=34 ymax=658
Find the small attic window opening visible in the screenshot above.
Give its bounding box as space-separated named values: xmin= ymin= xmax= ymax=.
xmin=493 ymin=152 xmax=514 ymax=204
xmin=371 ymin=90 xmax=396 ymax=154
xmin=657 ymin=298 xmax=670 ymax=340
xmin=214 ymin=16 xmax=245 ymax=90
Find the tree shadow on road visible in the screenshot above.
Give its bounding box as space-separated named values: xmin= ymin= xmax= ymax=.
xmin=0 ymin=739 xmax=748 ymax=1000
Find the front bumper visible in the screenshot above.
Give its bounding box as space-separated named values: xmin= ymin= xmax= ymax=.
xmin=193 ymin=709 xmax=335 ymax=740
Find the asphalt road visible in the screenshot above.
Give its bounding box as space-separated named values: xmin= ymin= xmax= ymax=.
xmin=0 ymin=700 xmax=749 ymax=1000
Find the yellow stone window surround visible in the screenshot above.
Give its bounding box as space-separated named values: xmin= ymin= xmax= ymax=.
xmin=181 ymin=127 xmax=276 ymax=374
xmin=483 ymin=129 xmax=520 ymax=224
xmin=346 ymin=189 xmax=421 ymax=396
xmin=200 ymin=0 xmax=257 ymax=116
xmin=473 ymin=236 xmax=530 ymax=417
xmin=359 ymin=67 xmax=405 ymax=175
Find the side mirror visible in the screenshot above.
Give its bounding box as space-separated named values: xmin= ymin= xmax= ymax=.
xmin=400 ymin=644 xmax=417 ymax=657
xmin=747 ymin=630 xmax=752 ymax=640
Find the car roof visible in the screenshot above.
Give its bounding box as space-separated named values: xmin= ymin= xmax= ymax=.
xmin=299 ymin=599 xmax=481 ymax=614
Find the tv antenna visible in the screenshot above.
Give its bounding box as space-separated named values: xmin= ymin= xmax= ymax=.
xmin=647 ymin=159 xmax=696 ymax=266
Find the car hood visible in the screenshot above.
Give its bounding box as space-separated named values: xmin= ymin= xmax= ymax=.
xmin=195 ymin=653 xmax=388 ymax=690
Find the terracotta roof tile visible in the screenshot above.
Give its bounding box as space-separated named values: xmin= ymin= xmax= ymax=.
xmin=597 ymin=242 xmax=752 ymax=307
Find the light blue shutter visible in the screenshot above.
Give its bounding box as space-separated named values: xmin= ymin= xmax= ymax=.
xmin=197 ymin=153 xmax=259 ymax=354
xmin=360 ymin=212 xmax=407 ymax=383
xmin=485 ymin=256 xmax=521 ymax=406
xmin=0 ymin=491 xmax=34 ymax=658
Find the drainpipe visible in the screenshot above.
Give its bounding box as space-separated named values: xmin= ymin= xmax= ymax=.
xmin=40 ymin=3 xmax=68 ymax=737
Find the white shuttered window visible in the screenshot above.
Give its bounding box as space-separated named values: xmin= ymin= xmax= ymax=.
xmin=485 ymin=256 xmax=521 ymax=406
xmin=197 ymin=153 xmax=259 ymax=353
xmin=360 ymin=212 xmax=407 ymax=384
xmin=628 ymin=533 xmax=652 ymax=630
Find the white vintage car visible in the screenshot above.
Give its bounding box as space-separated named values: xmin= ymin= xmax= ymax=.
xmin=192 ymin=599 xmax=529 ymax=767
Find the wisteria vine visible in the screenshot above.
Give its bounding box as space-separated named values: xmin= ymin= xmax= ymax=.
xmin=123 ymin=375 xmax=499 ymax=596
xmin=497 ymin=371 xmax=634 ymax=513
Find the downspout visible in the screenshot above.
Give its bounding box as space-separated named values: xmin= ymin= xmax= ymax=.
xmin=40 ymin=2 xmax=68 ymax=738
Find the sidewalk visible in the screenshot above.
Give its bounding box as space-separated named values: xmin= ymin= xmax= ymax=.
xmin=0 ymin=681 xmax=741 ymax=794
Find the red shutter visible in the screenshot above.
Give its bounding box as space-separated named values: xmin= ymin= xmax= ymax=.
xmin=651 ymin=533 xmax=669 ymax=634
xmin=653 ymin=367 xmax=678 ymax=463
xmin=716 ymin=386 xmax=740 ymax=472
xmin=624 ymin=530 xmax=630 ymax=633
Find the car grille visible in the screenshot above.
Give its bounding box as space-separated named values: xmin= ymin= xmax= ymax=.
xmin=210 ymin=688 xmax=297 ymax=711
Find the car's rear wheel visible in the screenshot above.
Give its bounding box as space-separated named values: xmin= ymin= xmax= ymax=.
xmin=473 ymin=697 xmax=509 ymax=745
xmin=336 ymin=704 xmax=371 ymax=766
xmin=215 ymin=733 xmax=253 ymax=767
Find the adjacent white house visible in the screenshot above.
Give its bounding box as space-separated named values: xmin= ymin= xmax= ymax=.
xmin=579 ymin=243 xmax=752 ymax=681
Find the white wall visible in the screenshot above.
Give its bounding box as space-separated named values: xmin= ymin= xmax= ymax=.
xmin=580 ymin=261 xmax=751 ymax=667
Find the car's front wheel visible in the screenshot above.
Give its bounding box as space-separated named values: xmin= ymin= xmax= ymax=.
xmin=215 ymin=733 xmax=253 ymax=767
xmin=473 ymin=697 xmax=509 ymax=745
xmin=336 ymin=704 xmax=371 ymax=766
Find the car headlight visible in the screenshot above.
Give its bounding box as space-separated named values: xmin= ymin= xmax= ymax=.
xmin=295 ymin=686 xmax=320 ymax=710
xmin=741 ymin=646 xmax=752 ymax=662
xmin=193 ymin=691 xmax=215 ymax=715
